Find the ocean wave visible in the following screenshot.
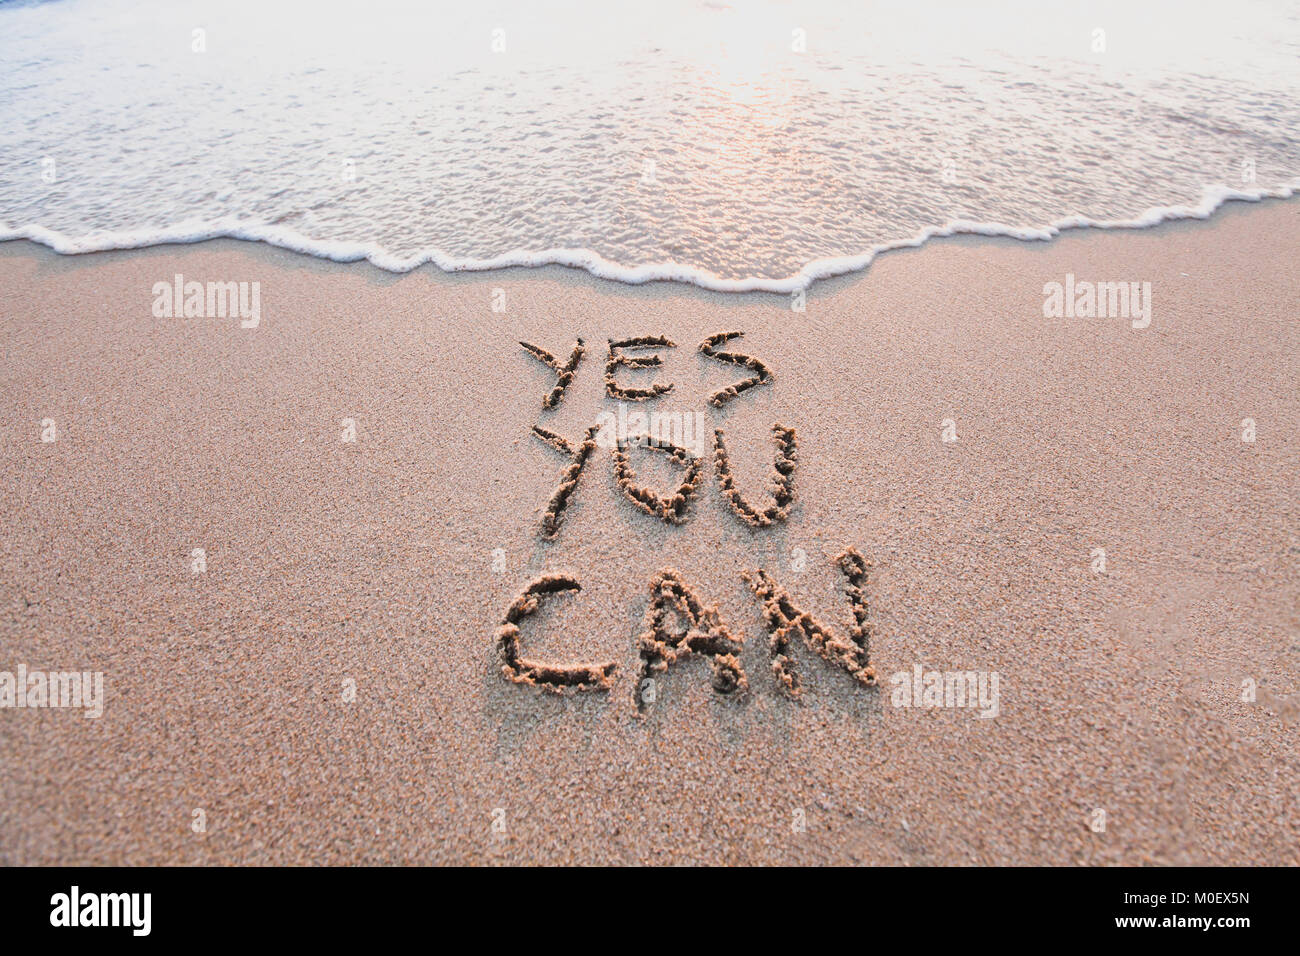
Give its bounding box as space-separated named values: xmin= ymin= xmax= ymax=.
xmin=4 ymin=180 xmax=1298 ymax=294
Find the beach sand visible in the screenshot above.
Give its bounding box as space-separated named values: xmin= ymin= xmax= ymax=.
xmin=1 ymin=198 xmax=1296 ymax=865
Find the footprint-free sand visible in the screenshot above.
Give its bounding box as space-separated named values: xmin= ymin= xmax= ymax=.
xmin=1 ymin=199 xmax=1296 ymax=865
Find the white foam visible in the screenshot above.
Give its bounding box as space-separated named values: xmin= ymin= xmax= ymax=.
xmin=3 ymin=180 xmax=1297 ymax=294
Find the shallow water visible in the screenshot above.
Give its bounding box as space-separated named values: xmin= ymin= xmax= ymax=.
xmin=2 ymin=0 xmax=1298 ymax=288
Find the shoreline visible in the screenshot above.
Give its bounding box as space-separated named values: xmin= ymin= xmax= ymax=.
xmin=2 ymin=197 xmax=1296 ymax=865
xmin=4 ymin=183 xmax=1299 ymax=295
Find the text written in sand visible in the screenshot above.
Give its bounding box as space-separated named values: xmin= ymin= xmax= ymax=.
xmin=499 ymin=330 xmax=880 ymax=711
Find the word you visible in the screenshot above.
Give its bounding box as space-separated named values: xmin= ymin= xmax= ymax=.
xmin=50 ymin=886 xmax=151 ymax=936
xmin=1042 ymin=273 xmax=1151 ymax=329
xmin=152 ymin=273 xmax=261 ymax=328
xmin=0 ymin=664 xmax=103 ymax=718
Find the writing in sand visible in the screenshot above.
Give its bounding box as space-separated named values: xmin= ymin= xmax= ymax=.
xmin=498 ymin=330 xmax=880 ymax=711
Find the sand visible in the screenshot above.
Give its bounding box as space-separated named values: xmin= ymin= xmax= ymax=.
xmin=0 ymin=198 xmax=1297 ymax=865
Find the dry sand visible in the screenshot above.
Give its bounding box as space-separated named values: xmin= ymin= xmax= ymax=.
xmin=0 ymin=199 xmax=1297 ymax=865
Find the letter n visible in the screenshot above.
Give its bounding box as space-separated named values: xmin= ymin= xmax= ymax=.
xmin=743 ymin=548 xmax=877 ymax=696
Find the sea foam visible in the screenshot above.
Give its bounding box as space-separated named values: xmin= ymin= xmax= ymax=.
xmin=3 ymin=180 xmax=1297 ymax=294
xmin=2 ymin=0 xmax=1298 ymax=291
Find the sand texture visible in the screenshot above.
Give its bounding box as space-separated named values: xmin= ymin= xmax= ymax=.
xmin=0 ymin=199 xmax=1297 ymax=865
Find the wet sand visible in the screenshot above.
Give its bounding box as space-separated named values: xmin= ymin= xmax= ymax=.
xmin=0 ymin=198 xmax=1297 ymax=865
